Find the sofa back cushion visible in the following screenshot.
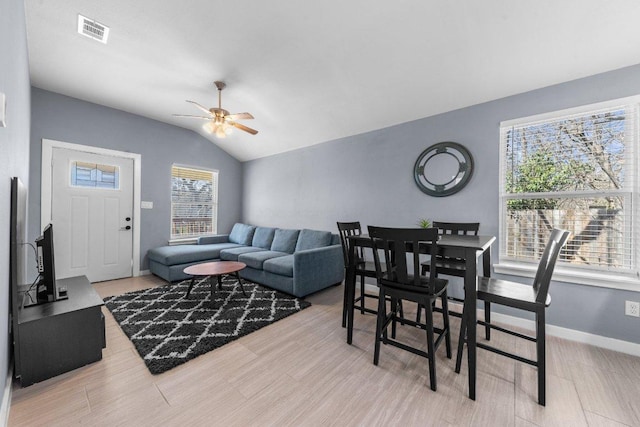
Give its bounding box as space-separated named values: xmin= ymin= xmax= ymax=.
xmin=270 ymin=229 xmax=300 ymax=254
xmin=295 ymin=229 xmax=333 ymax=252
xmin=252 ymin=227 xmax=276 ymax=249
xmin=228 ymin=223 xmax=256 ymax=245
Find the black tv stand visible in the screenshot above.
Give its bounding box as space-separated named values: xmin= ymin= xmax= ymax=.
xmin=14 ymin=276 xmax=105 ymax=386
xmin=22 ymin=277 xmax=69 ymax=308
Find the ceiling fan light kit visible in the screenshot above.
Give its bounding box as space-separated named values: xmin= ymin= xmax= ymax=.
xmin=174 ymin=81 xmax=258 ymax=138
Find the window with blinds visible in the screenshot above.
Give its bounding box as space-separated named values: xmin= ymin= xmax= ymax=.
xmin=171 ymin=165 xmax=218 ymax=239
xmin=499 ymin=98 xmax=638 ymax=277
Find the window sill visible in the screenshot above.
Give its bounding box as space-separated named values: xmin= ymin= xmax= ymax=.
xmin=494 ymin=262 xmax=640 ymax=293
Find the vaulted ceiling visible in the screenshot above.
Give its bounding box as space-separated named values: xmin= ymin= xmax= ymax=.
xmin=25 ymin=0 xmax=640 ymax=161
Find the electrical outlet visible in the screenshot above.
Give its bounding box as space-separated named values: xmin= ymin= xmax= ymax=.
xmin=625 ymin=300 xmax=640 ymax=317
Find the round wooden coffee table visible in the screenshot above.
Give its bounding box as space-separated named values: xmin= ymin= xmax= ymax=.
xmin=183 ymin=261 xmax=247 ymax=299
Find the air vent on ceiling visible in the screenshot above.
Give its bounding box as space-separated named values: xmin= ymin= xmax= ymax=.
xmin=77 ymin=14 xmax=110 ymax=44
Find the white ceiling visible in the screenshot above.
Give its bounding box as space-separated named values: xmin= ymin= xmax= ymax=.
xmin=25 ymin=0 xmax=640 ymax=162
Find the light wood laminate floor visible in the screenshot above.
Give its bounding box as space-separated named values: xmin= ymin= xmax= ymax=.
xmin=9 ymin=275 xmax=640 ymax=426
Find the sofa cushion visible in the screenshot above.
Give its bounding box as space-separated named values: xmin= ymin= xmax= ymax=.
xmin=295 ymin=229 xmax=332 ymax=252
xmin=239 ymin=250 xmax=288 ymax=270
xmin=252 ymin=227 xmax=277 ymax=249
xmin=220 ymin=246 xmax=264 ymax=261
xmin=270 ymin=229 xmax=300 ymax=254
xmin=198 ymin=235 xmax=230 ymax=245
xmin=147 ymin=243 xmax=241 ymax=266
xmin=263 ymin=255 xmax=294 ymax=277
xmin=228 ymin=223 xmax=256 ymax=245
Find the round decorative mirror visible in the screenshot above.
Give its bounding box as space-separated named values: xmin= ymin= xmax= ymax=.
xmin=413 ymin=142 xmax=474 ymax=197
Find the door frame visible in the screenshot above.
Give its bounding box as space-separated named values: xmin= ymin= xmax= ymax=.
xmin=41 ymin=138 xmax=142 ymax=277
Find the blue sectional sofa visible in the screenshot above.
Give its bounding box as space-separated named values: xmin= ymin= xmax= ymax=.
xmin=147 ymin=223 xmax=345 ymax=297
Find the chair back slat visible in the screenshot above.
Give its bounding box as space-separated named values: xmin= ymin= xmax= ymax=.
xmin=336 ymin=221 xmax=363 ymax=265
xmin=431 ymin=222 xmax=480 ymax=263
xmin=368 ymin=226 xmax=439 ymax=292
xmin=432 ymin=221 xmax=479 ymax=236
xmin=533 ymin=228 xmax=570 ymax=304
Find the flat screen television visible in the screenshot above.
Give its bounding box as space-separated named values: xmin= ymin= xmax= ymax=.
xmin=31 ymin=223 xmax=67 ymax=305
xmin=10 ymin=177 xmax=27 ymax=376
xmin=10 ymin=177 xmax=26 ymax=304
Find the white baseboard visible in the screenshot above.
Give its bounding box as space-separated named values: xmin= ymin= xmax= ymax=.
xmin=0 ymin=367 xmax=12 ymax=427
xmin=488 ymin=311 xmax=640 ymax=357
xmin=362 ymin=283 xmax=640 ymax=357
xmin=137 ymin=269 xmax=151 ymax=276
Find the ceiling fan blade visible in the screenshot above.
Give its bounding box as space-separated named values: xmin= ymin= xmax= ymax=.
xmin=226 ymin=112 xmax=254 ymax=121
xmin=229 ymin=121 xmax=258 ymax=135
xmin=172 ymin=114 xmax=211 ymax=120
xmin=185 ymin=100 xmax=213 ymax=116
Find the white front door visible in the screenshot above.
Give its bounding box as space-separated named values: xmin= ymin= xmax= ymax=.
xmin=50 ymin=147 xmax=134 ymax=282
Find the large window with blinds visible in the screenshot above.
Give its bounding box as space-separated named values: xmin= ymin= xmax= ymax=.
xmin=171 ymin=165 xmax=218 ymax=240
xmin=499 ymin=97 xmax=639 ymax=283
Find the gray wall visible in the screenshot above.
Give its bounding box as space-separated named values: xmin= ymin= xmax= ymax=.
xmin=243 ymin=63 xmax=640 ymax=344
xmin=29 ymin=88 xmax=243 ymax=271
xmin=0 ymin=0 xmax=31 ymax=405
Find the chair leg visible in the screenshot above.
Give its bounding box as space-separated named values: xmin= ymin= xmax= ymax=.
xmin=441 ymin=292 xmax=452 ymax=359
xmin=398 ymin=299 xmax=405 ymax=325
xmin=536 ymin=309 xmax=546 ymax=406
xmin=360 ymin=275 xmax=366 ymax=314
xmin=425 ymin=297 xmax=437 ymax=391
xmin=416 ymin=303 xmax=422 ymax=324
xmin=373 ymin=288 xmax=386 ymax=366
xmin=342 ymin=275 xmax=348 ymax=328
xmin=391 ymin=297 xmax=398 ymax=339
xmin=455 ymin=301 xmax=467 ymax=374
xmin=484 ymin=301 xmax=491 ymax=340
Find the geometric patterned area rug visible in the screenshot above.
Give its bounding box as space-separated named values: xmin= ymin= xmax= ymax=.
xmin=104 ymin=276 xmax=311 ymax=374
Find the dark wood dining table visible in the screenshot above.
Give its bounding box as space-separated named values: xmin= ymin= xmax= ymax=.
xmin=344 ymin=233 xmax=496 ymax=401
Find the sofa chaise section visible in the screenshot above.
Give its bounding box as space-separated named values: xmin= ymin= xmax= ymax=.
xmin=147 ymin=223 xmax=345 ymax=297
xmin=148 ymin=224 xmax=256 ymax=282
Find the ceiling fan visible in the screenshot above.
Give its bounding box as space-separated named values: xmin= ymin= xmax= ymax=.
xmin=174 ymin=81 xmax=258 ymax=138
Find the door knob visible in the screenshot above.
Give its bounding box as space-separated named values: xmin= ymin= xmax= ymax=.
xmin=120 ymin=225 xmax=132 ymax=231
xmin=126 ymin=217 xmax=131 ymax=221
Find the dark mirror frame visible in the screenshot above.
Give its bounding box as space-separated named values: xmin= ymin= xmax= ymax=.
xmin=413 ymin=141 xmax=474 ymax=197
